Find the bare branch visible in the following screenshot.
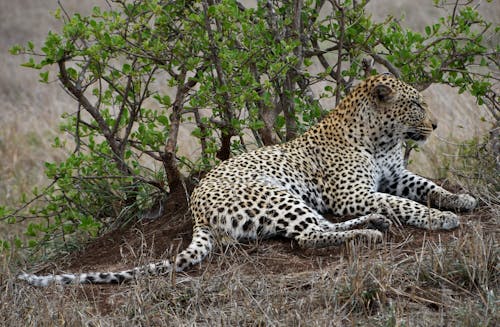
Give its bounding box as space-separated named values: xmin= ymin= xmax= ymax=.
xmin=368 ymin=52 xmax=401 ymax=78
xmin=362 ymin=57 xmax=374 ymax=78
xmin=58 ymin=60 xmax=131 ymax=175
xmin=333 ymin=0 xmax=345 ymax=105
xmin=111 ymin=59 xmax=136 ymax=138
xmin=202 ymin=0 xmax=236 ymax=160
xmin=193 ymin=108 xmax=209 ymax=157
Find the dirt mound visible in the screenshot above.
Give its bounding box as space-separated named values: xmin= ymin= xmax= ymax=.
xmin=61 ymin=186 xmax=194 ymax=272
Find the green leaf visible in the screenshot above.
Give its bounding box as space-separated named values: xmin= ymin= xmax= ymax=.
xmin=122 ymin=63 xmax=131 ymax=74
xmin=25 ymin=223 xmax=38 ymax=237
xmin=9 ymin=44 xmax=23 ymax=55
xmin=39 ymin=71 xmax=49 ymax=83
xmin=157 ymin=115 xmax=169 ymax=127
xmin=0 ymin=240 xmax=10 ymax=251
xmin=432 ymin=23 xmax=440 ymax=33
xmin=53 ymin=8 xmax=62 ymax=19
xmin=21 ymin=58 xmax=37 ymax=69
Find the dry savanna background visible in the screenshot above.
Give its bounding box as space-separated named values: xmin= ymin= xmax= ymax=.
xmin=0 ymin=0 xmax=498 ymax=326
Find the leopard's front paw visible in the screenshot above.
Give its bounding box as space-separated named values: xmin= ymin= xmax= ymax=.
xmin=431 ymin=191 xmax=477 ymax=211
xmin=365 ymin=214 xmax=391 ymax=232
xmin=430 ymin=209 xmax=460 ymax=230
xmin=354 ymin=229 xmax=384 ymax=243
xmin=455 ymin=194 xmax=477 ymax=211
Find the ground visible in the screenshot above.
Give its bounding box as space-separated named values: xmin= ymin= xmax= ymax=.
xmin=1 ymin=181 xmax=498 ymax=326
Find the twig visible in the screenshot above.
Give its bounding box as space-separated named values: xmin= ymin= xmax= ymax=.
xmin=58 ymin=60 xmax=131 ymax=175
xmin=368 ymin=53 xmax=401 ymax=78
xmin=0 ymin=180 xmax=58 ymax=222
xmin=332 ymin=0 xmax=345 ymax=105
xmin=202 ymin=0 xmax=235 ymax=160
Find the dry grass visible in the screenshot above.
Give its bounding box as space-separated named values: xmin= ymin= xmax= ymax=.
xmin=1 ymin=207 xmax=498 ymax=326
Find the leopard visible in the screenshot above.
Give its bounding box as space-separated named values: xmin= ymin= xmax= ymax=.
xmin=19 ymin=74 xmax=477 ymax=286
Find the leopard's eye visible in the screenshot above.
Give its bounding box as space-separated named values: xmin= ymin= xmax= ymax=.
xmin=411 ymin=100 xmax=425 ymax=110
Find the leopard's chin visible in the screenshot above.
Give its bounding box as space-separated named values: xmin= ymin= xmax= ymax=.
xmin=405 ymin=130 xmax=431 ymax=142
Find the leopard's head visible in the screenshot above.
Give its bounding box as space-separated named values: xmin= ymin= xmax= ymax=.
xmin=368 ymin=74 xmax=437 ymax=142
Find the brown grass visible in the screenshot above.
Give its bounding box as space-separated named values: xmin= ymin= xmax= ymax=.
xmin=1 ymin=190 xmax=498 ymax=326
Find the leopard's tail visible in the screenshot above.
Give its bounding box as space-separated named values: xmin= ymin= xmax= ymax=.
xmin=18 ymin=225 xmax=213 ymax=287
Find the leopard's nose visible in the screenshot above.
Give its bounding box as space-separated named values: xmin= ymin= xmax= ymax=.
xmin=432 ymin=122 xmax=438 ymax=130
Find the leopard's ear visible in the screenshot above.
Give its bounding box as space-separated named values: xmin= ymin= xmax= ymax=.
xmin=372 ymin=83 xmax=396 ymax=103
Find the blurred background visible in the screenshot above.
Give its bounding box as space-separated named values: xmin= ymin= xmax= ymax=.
xmin=0 ymin=0 xmax=497 ymax=209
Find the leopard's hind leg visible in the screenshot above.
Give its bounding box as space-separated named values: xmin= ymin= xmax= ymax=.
xmin=234 ymin=183 xmax=390 ymax=248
